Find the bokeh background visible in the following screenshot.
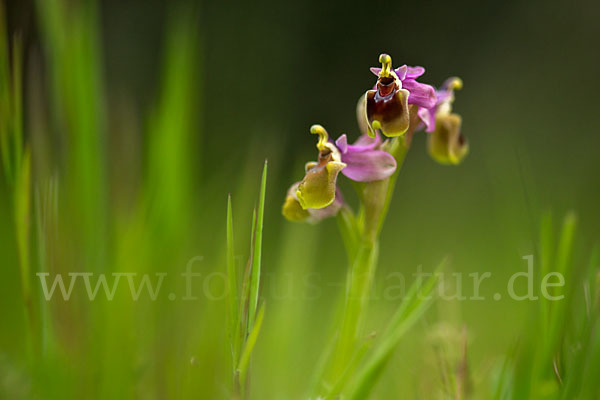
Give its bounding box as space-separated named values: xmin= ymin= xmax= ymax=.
xmin=1 ymin=0 xmax=599 ymax=398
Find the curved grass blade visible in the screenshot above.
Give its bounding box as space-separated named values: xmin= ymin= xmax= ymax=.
xmin=345 ymin=260 xmax=444 ymax=400
xmin=227 ymin=194 xmax=241 ymax=365
xmin=237 ymin=301 xmax=266 ymax=396
xmin=248 ymin=160 xmax=267 ymax=328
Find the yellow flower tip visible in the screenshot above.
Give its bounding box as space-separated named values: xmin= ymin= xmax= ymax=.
xmin=309 ymin=124 xmax=327 ymax=135
xmin=448 ymin=77 xmax=463 ymax=91
xmin=378 ymin=53 xmax=393 ymax=77
xmin=367 ymin=120 xmax=380 ymax=138
xmin=310 ymin=124 xmax=329 ymax=150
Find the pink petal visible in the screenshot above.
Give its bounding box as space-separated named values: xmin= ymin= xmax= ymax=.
xmin=335 ymin=134 xmax=348 ymax=153
xmin=341 ymin=149 xmax=397 ymax=182
xmin=406 ymin=66 xmax=425 ymax=79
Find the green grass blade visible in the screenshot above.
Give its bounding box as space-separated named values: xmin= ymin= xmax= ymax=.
xmin=34 ymin=177 xmax=60 ymax=359
xmin=0 ymin=1 xmax=11 ymax=181
xmin=560 ymin=246 xmax=600 ymax=399
xmin=227 ymin=195 xmax=241 ymax=365
xmin=546 ymin=213 xmax=576 ymax=340
xmin=145 ymin=12 xmax=199 ymax=239
xmin=320 ymin=242 xmax=379 ymax=392
xmin=539 ymin=212 xmax=553 ymax=278
xmin=36 ymin=0 xmax=108 ymax=269
xmin=237 ymin=301 xmax=266 ymax=395
xmin=248 ymin=160 xmax=267 ymax=328
xmin=239 ymin=208 xmax=257 ymax=341
xmin=15 ymin=149 xmax=35 ymax=356
xmin=555 ymin=212 xmax=576 ymax=277
xmin=345 ymin=261 xmax=443 ymax=400
xmin=328 ymin=332 xmax=376 ymax=396
xmin=587 ymin=245 xmax=599 ymax=315
xmin=539 ymin=212 xmax=553 ymax=333
xmin=11 ymin=35 xmax=22 ymax=170
xmin=531 ymin=212 xmax=577 ymax=395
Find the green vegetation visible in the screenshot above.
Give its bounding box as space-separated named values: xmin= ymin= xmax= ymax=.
xmin=0 ymin=1 xmax=598 ymax=399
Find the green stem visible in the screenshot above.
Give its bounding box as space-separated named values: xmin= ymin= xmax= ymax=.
xmin=321 ymin=242 xmax=378 ymax=391
xmin=318 ymin=136 xmax=410 ymax=396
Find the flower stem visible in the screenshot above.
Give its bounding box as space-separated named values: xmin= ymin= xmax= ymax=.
xmin=318 ymin=137 xmax=410 ymax=396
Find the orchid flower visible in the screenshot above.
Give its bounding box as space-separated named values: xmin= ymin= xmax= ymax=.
xmin=421 ymin=77 xmax=469 ymax=165
xmin=362 ymin=54 xmax=436 ymax=137
xmin=282 ymin=125 xmax=396 ymax=222
xmin=283 ymin=53 xmax=469 ymax=224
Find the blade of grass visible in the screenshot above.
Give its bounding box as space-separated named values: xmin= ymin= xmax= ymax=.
xmin=227 ymin=195 xmax=241 ymax=365
xmin=344 ymin=261 xmax=444 ymax=400
xmin=539 ymin=212 xmax=553 ymax=339
xmin=248 ymin=160 xmax=267 ymax=328
xmin=328 ymin=332 xmax=376 ymax=396
xmin=560 ymin=246 xmax=599 ymax=399
xmin=530 ymin=212 xmax=576 ymax=396
xmin=11 ymin=34 xmax=22 ymax=170
xmin=0 ymin=1 xmax=12 ymax=181
xmin=578 ymin=317 xmax=600 ymax=399
xmin=555 ymin=212 xmax=577 ymax=277
xmin=492 ymin=347 xmax=518 ymax=400
xmin=545 ymin=213 xmax=577 ymax=353
xmin=587 ymin=245 xmax=599 ymax=314
xmin=238 ymin=301 xmax=266 ymax=397
xmin=34 ymin=176 xmax=60 ymax=359
xmin=15 ymin=148 xmax=35 ymax=356
xmin=240 ymin=208 xmax=257 ymax=340
xmin=319 ymin=241 xmax=379 ymax=393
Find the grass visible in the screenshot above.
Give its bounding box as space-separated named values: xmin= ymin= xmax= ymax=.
xmin=0 ymin=1 xmax=599 ymax=399
xmin=227 ymin=161 xmax=268 ymax=399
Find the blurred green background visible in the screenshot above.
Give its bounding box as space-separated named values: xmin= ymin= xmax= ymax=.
xmin=1 ymin=0 xmax=599 ymax=398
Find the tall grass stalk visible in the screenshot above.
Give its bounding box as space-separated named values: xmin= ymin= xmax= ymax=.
xmin=493 ymin=212 xmax=600 ymax=400
xmin=0 ymin=3 xmax=37 ymax=359
xmin=227 ymin=161 xmax=268 ymax=399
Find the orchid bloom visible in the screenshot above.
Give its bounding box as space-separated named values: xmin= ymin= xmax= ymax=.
xmin=421 ymin=78 xmax=469 ymax=165
xmin=283 ymin=125 xmax=396 ymax=222
xmin=295 ymin=125 xmax=347 ymax=210
xmin=283 ymin=53 xmax=469 ymax=224
xmin=363 ymin=54 xmax=436 ymax=137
